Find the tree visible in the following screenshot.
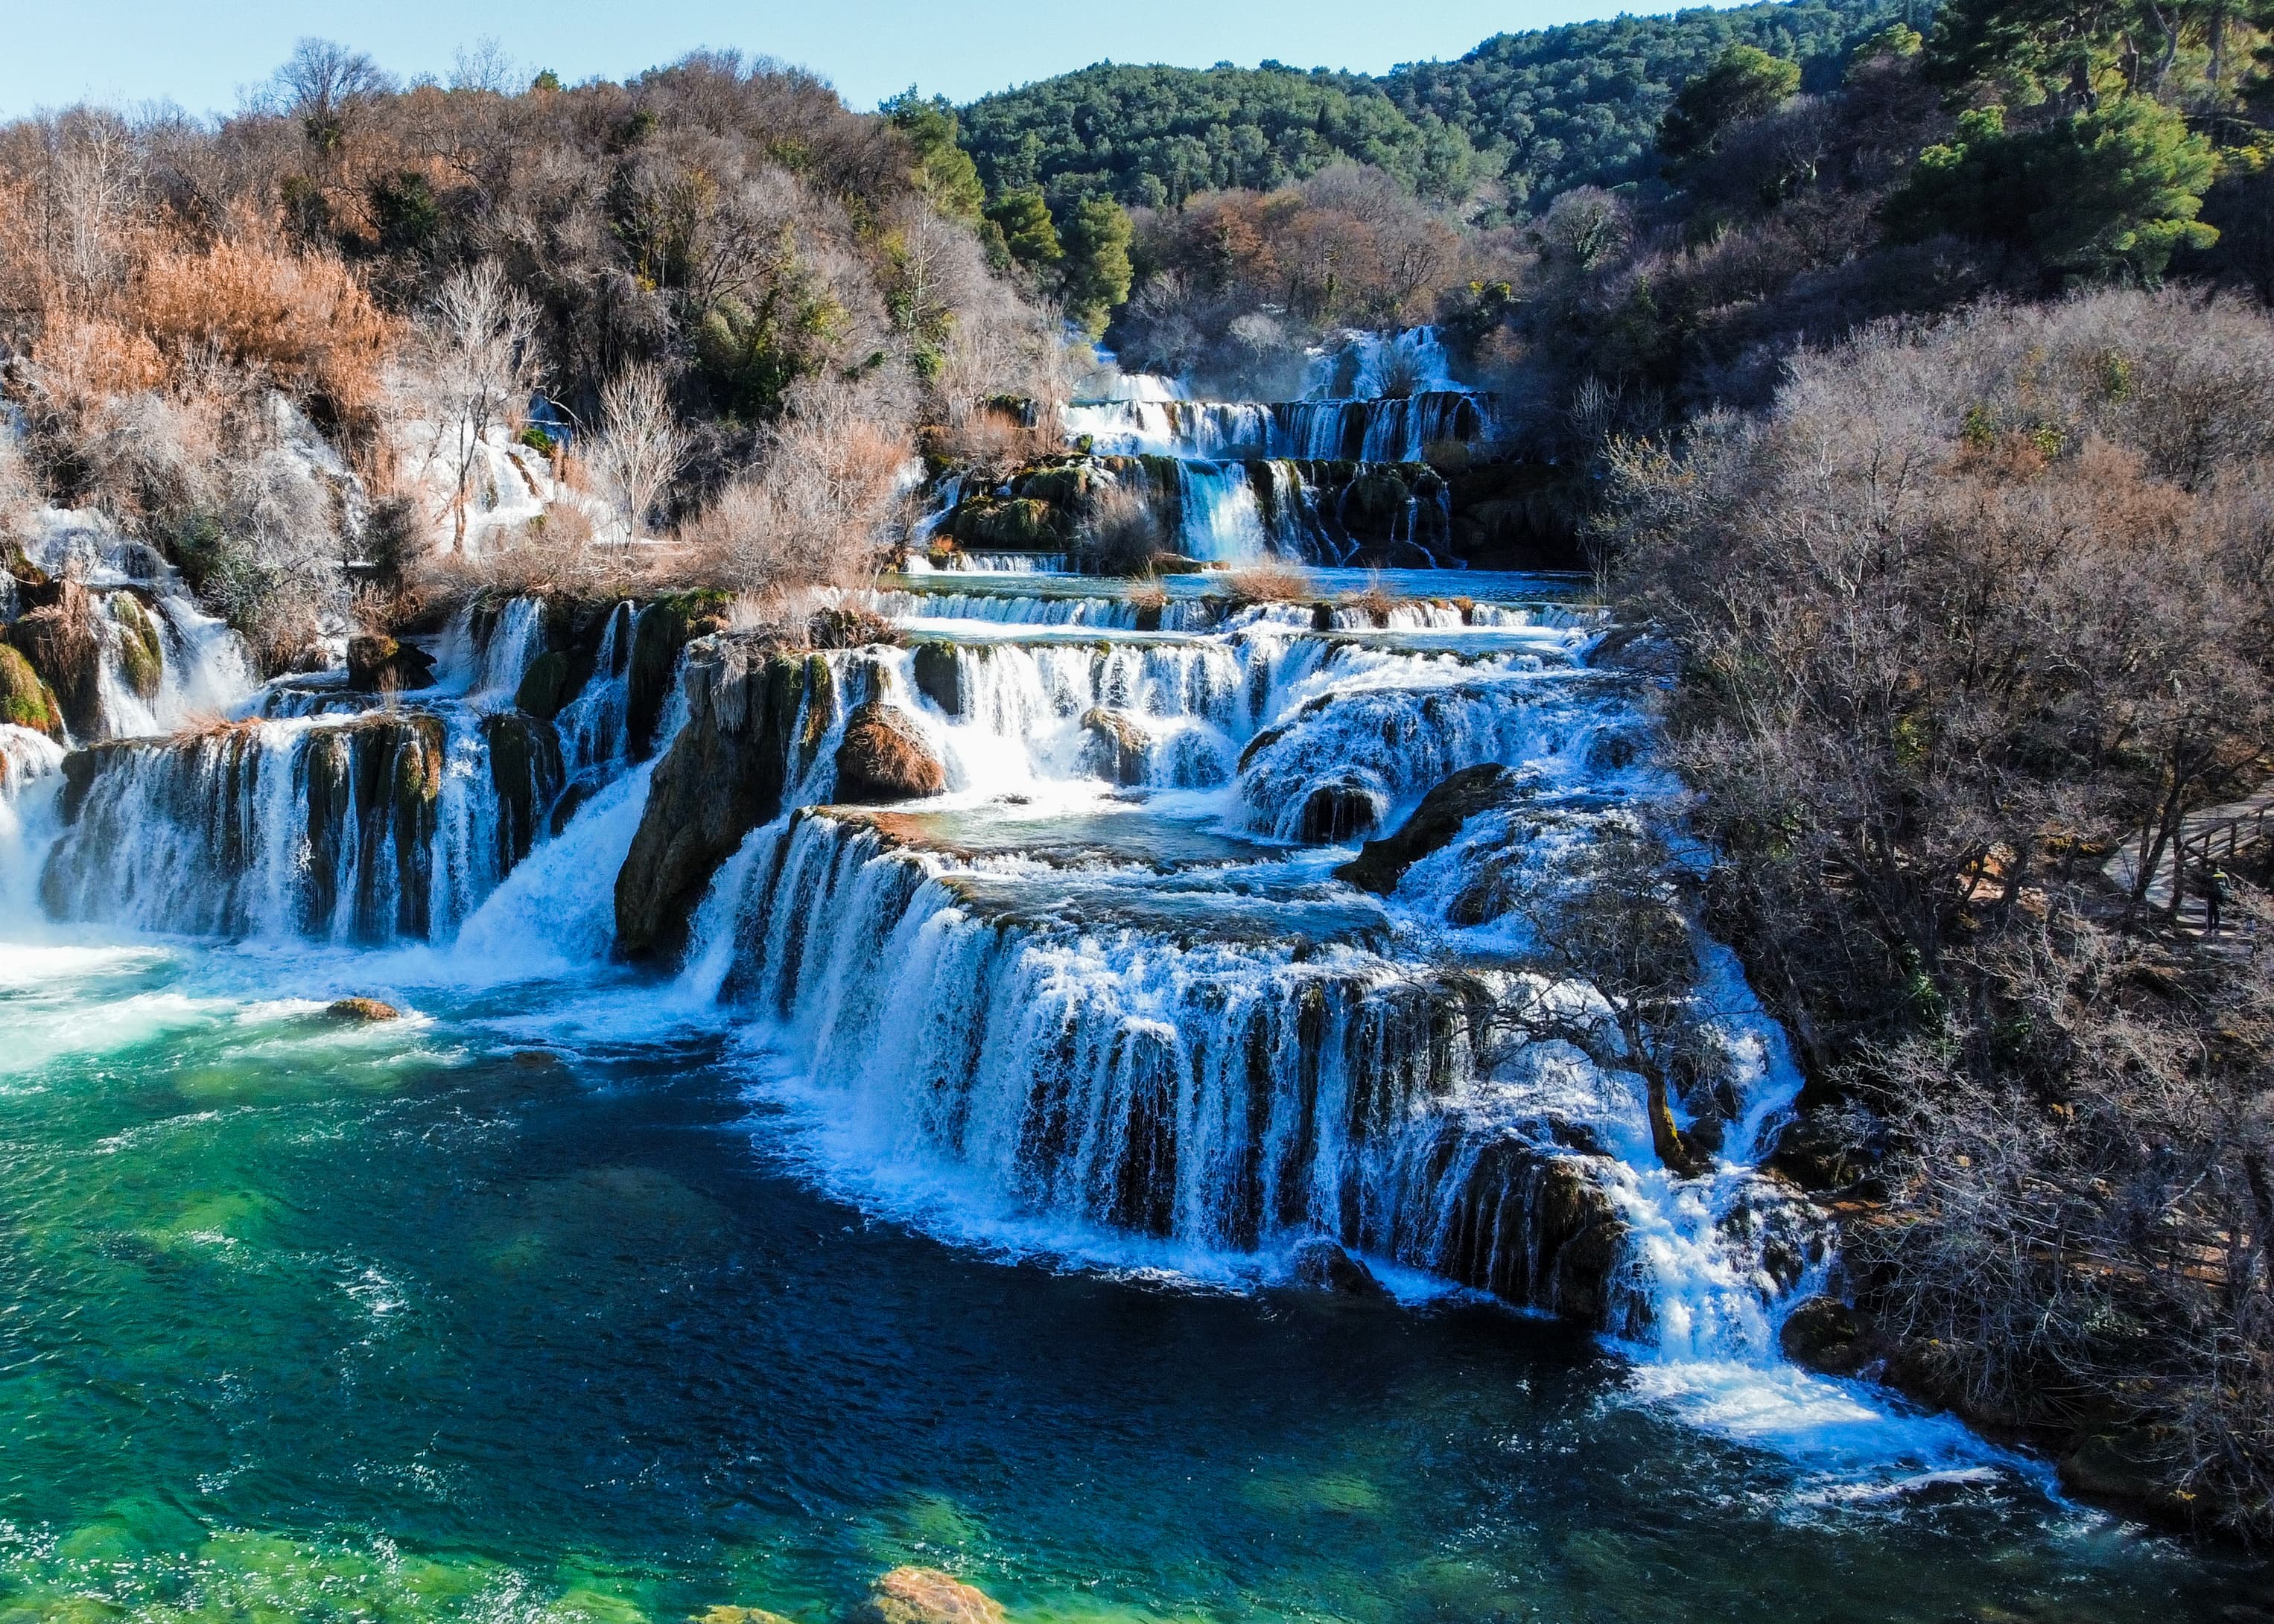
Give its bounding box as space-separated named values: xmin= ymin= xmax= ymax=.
xmin=1060 ymin=197 xmax=1134 ymax=339
xmin=883 ymin=92 xmax=985 ymax=226
xmin=587 ymin=363 xmax=689 ymax=544
xmin=1660 ymin=44 xmax=1804 ymax=163
xmin=983 ymin=186 xmax=1061 ymax=272
xmin=419 ymin=260 xmax=541 ymax=550
xmin=271 ymin=38 xmax=391 ymax=159
xmin=1885 ymin=98 xmax=2218 ymax=282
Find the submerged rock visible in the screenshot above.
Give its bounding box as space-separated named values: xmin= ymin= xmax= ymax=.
xmin=346 ymin=634 xmax=437 ymax=694
xmin=1289 ymin=1236 xmax=1392 ymax=1300
xmin=325 ymin=997 xmax=401 ymax=1022
xmin=851 ymin=1567 xmax=1006 ymax=1624
xmin=834 ymin=702 xmax=947 ymax=803
xmin=695 ymin=1608 xmax=793 ymax=1624
xmin=614 ymin=637 xmax=837 ymax=961
xmin=1336 ymin=762 xmax=1518 ymax=894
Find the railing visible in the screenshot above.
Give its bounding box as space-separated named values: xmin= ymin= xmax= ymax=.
xmin=2177 ymin=805 xmax=2273 ymax=874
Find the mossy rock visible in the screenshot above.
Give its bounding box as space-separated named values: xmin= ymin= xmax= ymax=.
xmin=1341 ymin=471 xmax=1413 ymax=535
xmin=912 ymin=641 xmax=962 ymax=716
xmin=484 ymin=711 xmax=565 ymax=865
xmin=628 ymin=591 xmax=733 ymax=758
xmin=952 ymin=496 xmax=1067 ymax=550
xmin=0 ymin=643 xmax=63 ymax=739
xmin=1012 ymin=465 xmax=1097 ymax=508
xmin=110 ymin=593 xmax=165 ymax=701
xmin=515 ymin=651 xmax=574 ymax=720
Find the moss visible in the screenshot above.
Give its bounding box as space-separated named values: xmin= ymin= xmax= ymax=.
xmin=112 ymin=594 xmax=165 ymax=701
xmin=0 ymin=644 xmax=63 ymax=739
xmin=912 ymin=640 xmax=962 ymax=716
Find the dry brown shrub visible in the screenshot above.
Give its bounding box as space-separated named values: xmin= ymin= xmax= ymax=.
xmin=133 ymin=234 xmax=395 ymax=427
xmin=30 ymin=316 xmax=166 ymax=411
xmin=1338 ymin=576 xmax=1403 ymax=627
xmin=1223 ymin=560 xmax=1315 ymax=605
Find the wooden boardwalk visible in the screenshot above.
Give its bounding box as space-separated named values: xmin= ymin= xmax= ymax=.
xmin=2103 ymin=784 xmax=2274 ymax=933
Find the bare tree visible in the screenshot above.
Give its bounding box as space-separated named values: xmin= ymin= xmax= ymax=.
xmin=419 ymin=260 xmax=541 ymax=550
xmin=587 ymin=363 xmax=688 ymax=544
xmin=270 ymin=38 xmax=391 ymax=160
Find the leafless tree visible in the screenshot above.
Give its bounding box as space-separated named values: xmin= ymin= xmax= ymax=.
xmin=419 ymin=259 xmax=541 ymax=550
xmin=587 ymin=363 xmax=688 ymax=544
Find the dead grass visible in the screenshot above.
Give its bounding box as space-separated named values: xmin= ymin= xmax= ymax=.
xmin=1222 ymin=560 xmax=1315 ymax=605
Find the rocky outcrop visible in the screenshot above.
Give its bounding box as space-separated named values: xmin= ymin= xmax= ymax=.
xmin=1433 ymin=1139 xmax=1630 ymax=1327
xmin=9 ymin=581 xmax=102 ymax=739
xmin=833 ymin=702 xmax=946 ymax=803
xmin=1777 ymin=1295 xmax=1886 ymax=1377
xmin=850 ymin=1567 xmax=1005 ymax=1624
xmin=325 ymin=997 xmax=401 ymax=1022
xmin=1290 ymin=1235 xmax=1392 ymax=1300
xmin=912 ymin=641 xmax=962 ymax=716
xmin=483 ymin=711 xmax=565 ymax=868
xmin=109 ymin=593 xmax=165 ymax=701
xmin=809 ymin=605 xmax=901 ymax=650
xmin=614 ymin=636 xmax=837 ymax=961
xmin=1297 ymin=780 xmax=1380 ymax=844
xmin=0 ymin=644 xmax=63 ymax=740
xmin=1079 ymin=707 xmax=1149 ymax=786
xmin=627 ymin=590 xmax=731 ymax=758
xmin=346 ymin=634 xmax=437 ymax=694
xmin=1336 ymin=763 xmax=1519 ymax=894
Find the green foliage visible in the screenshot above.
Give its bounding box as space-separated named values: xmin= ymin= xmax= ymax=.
xmin=0 ymin=644 xmax=60 ymax=738
xmin=530 ymin=69 xmax=562 ymax=92
xmin=1886 ymin=98 xmax=2218 ymax=282
xmin=695 ymin=284 xmax=848 ymax=419
xmin=955 ymin=61 xmax=1481 ymax=211
xmin=1383 ymin=0 xmax=1899 ymax=206
xmin=518 ymin=424 xmax=556 ymax=454
xmin=1060 ymin=197 xmax=1134 ymax=338
xmin=884 ymin=91 xmax=986 ymax=225
xmin=1659 ymin=45 xmax=1803 ymax=161
xmin=984 ymin=186 xmax=1063 ymax=270
xmin=1919 ymin=0 xmax=2124 ymax=101
xmin=368 ymin=170 xmax=441 ymax=257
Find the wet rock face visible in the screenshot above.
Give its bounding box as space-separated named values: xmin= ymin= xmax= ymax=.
xmin=346 ymin=634 xmax=437 ymax=694
xmin=911 ymin=641 xmax=962 ymax=716
xmin=627 ymin=590 xmax=732 ymax=759
xmin=1297 ymin=780 xmax=1379 ymax=844
xmin=614 ymin=637 xmax=836 ymax=961
xmin=325 ymin=997 xmax=401 ymax=1022
xmin=0 ymin=644 xmax=63 ymax=740
xmin=1078 ymin=707 xmax=1149 ymax=786
xmin=1435 ymin=1141 xmax=1630 ymax=1326
xmin=1336 ymin=762 xmax=1518 ymax=894
xmin=1289 ymin=1236 xmax=1392 ymax=1300
xmin=851 ymin=1567 xmax=1006 ymax=1624
xmin=833 ymin=702 xmax=947 ymax=803
xmin=9 ymin=582 xmax=102 ymax=739
xmin=1778 ymin=1295 xmax=1884 ymax=1378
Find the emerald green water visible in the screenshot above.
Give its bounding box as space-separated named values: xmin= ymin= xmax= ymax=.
xmin=0 ymin=936 xmax=2264 ymax=1623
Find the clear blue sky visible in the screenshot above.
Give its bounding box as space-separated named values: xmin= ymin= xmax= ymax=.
xmin=1 ymin=1 xmax=1662 ymax=119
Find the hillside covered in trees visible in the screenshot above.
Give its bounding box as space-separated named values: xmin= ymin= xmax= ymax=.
xmin=953 ymin=0 xmax=1902 ymax=214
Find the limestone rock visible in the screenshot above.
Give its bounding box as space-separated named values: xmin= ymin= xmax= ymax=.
xmin=850 ymin=1567 xmax=1006 ymax=1624
xmin=1297 ymin=780 xmax=1379 ymax=844
xmin=346 ymin=634 xmax=437 ymax=694
xmin=325 ymin=998 xmax=401 ymax=1022
xmin=1078 ymin=707 xmax=1149 ymax=786
xmin=834 ymin=702 xmax=946 ymax=803
xmin=0 ymin=644 xmax=63 ymax=741
xmin=1336 ymin=764 xmax=1517 ymax=894
xmin=1289 ymin=1236 xmax=1392 ymax=1300
xmin=912 ymin=641 xmax=962 ymax=716
xmin=10 ymin=582 xmax=103 ymax=737
xmin=627 ymin=590 xmax=731 ymax=758
xmin=515 ymin=650 xmax=574 ymax=720
xmin=809 ymin=605 xmax=901 ymax=650
xmin=614 ymin=640 xmax=835 ymax=961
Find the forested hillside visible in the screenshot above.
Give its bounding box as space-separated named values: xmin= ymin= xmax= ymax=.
xmin=953 ymin=0 xmax=1899 ymax=212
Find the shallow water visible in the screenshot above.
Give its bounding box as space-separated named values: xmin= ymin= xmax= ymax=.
xmin=0 ymin=935 xmax=2265 ymax=1623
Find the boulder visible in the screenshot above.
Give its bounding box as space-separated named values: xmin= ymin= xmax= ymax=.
xmin=9 ymin=582 xmax=103 ymax=738
xmin=1297 ymin=780 xmax=1379 ymax=844
xmin=1336 ymin=764 xmax=1517 ymax=894
xmin=109 ymin=593 xmax=165 ymax=701
xmin=912 ymin=641 xmax=962 ymax=716
xmin=834 ymin=702 xmax=946 ymax=803
xmin=1078 ymin=707 xmax=1149 ymax=786
xmin=614 ymin=640 xmax=835 ymax=961
xmin=514 ymin=650 xmax=574 ymax=720
xmin=810 ymin=605 xmax=902 ymax=650
xmin=1777 ymin=1295 xmax=1884 ymax=1378
xmin=1289 ymin=1236 xmax=1392 ymax=1300
xmin=346 ymin=634 xmax=437 ymax=695
xmin=1435 ymin=1140 xmax=1628 ymax=1325
xmin=325 ymin=998 xmax=401 ymax=1022
xmin=483 ymin=711 xmax=565 ymax=866
xmin=850 ymin=1567 xmax=1005 ymax=1624
xmin=627 ymin=590 xmax=731 ymax=758
xmin=0 ymin=644 xmax=63 ymax=741
xmin=2057 ymin=1430 xmax=2194 ymax=1529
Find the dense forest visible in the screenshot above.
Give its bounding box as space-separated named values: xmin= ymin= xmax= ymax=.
xmin=953 ymin=0 xmax=1902 ymax=214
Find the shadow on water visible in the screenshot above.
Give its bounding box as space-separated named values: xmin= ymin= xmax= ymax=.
xmin=0 ymin=943 xmax=2264 ymax=1623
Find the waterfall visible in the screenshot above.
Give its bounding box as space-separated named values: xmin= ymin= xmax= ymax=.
xmin=1175 ymin=463 xmax=1273 ymax=564
xmin=0 ymin=725 xmax=65 ymax=916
